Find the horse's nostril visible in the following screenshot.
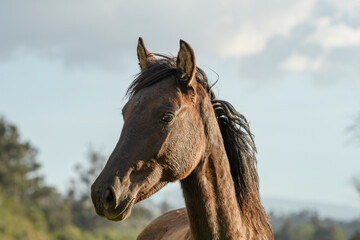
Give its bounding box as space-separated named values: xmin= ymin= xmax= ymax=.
xmin=103 ymin=188 xmax=116 ymax=210
xmin=105 ymin=189 xmax=111 ymax=201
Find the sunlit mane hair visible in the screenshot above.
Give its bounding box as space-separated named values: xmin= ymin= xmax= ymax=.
xmin=127 ymin=55 xmax=273 ymax=238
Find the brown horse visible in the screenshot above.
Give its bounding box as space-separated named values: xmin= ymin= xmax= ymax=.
xmin=91 ymin=38 xmax=274 ymax=240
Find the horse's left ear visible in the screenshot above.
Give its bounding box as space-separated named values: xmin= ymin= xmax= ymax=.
xmin=177 ymin=40 xmax=196 ymax=86
xmin=137 ymin=37 xmax=157 ymax=71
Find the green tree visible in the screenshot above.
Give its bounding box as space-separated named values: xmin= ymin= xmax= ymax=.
xmin=0 ymin=117 xmax=41 ymax=198
xmin=293 ymin=223 xmax=314 ymax=240
xmin=0 ymin=117 xmax=72 ymax=234
xmin=36 ymin=188 xmax=72 ymax=231
xmin=66 ymin=148 xmax=109 ymax=230
xmin=350 ymin=232 xmax=360 ymax=240
xmin=312 ymin=220 xmax=346 ymax=240
xmin=0 ymin=117 xmax=161 ymax=239
xmin=275 ymin=219 xmax=296 ymax=240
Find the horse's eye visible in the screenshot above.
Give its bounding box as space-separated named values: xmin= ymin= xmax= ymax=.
xmin=161 ymin=113 xmax=174 ymax=123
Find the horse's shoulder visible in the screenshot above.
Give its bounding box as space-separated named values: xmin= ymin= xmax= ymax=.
xmin=137 ymin=208 xmax=191 ymax=240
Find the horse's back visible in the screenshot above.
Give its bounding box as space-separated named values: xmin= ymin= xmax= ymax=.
xmin=137 ymin=208 xmax=191 ymax=240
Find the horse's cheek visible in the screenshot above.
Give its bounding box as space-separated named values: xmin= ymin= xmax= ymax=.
xmin=176 ymin=123 xmax=204 ymax=178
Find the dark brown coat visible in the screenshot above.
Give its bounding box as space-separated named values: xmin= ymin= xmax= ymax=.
xmin=91 ymin=38 xmax=274 ymax=240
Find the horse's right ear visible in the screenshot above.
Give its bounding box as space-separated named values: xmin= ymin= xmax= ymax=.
xmin=137 ymin=37 xmax=157 ymax=71
xmin=177 ymin=40 xmax=196 ymax=87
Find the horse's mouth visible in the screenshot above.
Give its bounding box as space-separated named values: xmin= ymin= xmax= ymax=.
xmin=105 ymin=198 xmax=135 ymax=221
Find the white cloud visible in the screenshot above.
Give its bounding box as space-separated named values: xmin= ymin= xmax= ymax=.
xmin=219 ymin=27 xmax=267 ymax=57
xmin=324 ymin=0 xmax=360 ymax=20
xmin=236 ymin=0 xmax=360 ymax=83
xmin=219 ymin=0 xmax=316 ymax=58
xmin=310 ymin=17 xmax=360 ymax=48
xmin=280 ymin=54 xmax=323 ymax=72
xmin=0 ymin=0 xmax=318 ymax=66
xmin=0 ymin=0 xmax=359 ymax=84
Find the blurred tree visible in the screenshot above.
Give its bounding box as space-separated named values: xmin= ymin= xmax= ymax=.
xmin=312 ymin=219 xmax=346 ymax=240
xmin=0 ymin=117 xmax=72 ymax=235
xmin=350 ymin=232 xmax=360 ymax=240
xmin=36 ymin=188 xmax=72 ymax=231
xmin=274 ymin=218 xmax=314 ymax=240
xmin=272 ymin=211 xmax=354 ymax=240
xmin=293 ymin=223 xmax=314 ymax=240
xmin=274 ymin=219 xmax=296 ymax=240
xmin=68 ymin=149 xmax=106 ymax=200
xmin=0 ymin=117 xmax=157 ymax=239
xmin=66 ymin=148 xmax=109 ymax=230
xmin=0 ymin=117 xmax=42 ymax=198
xmin=0 ymin=192 xmax=49 ymax=240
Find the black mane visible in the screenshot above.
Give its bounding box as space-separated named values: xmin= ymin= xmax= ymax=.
xmin=127 ymin=56 xmax=272 ymax=238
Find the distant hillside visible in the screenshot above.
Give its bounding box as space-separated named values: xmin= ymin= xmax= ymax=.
xmin=263 ymin=197 xmax=360 ymax=221
xmin=150 ymin=183 xmax=360 ymax=221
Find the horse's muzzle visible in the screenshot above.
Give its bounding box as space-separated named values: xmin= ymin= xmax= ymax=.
xmin=91 ymin=185 xmax=135 ymax=221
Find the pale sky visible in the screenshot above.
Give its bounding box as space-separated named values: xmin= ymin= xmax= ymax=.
xmin=1 ymin=0 xmax=360 ymax=209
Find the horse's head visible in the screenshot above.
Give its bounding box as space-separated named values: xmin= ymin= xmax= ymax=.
xmin=91 ymin=38 xmax=211 ymax=221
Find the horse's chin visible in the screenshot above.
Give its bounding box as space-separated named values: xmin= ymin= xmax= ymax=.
xmin=105 ymin=198 xmax=135 ymax=222
xmin=106 ymin=209 xmax=132 ymax=221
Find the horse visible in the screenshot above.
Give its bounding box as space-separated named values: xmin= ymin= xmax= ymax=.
xmin=91 ymin=38 xmax=274 ymax=240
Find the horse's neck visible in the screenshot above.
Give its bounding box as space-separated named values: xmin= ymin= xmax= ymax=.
xmin=180 ymin=135 xmax=248 ymax=240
